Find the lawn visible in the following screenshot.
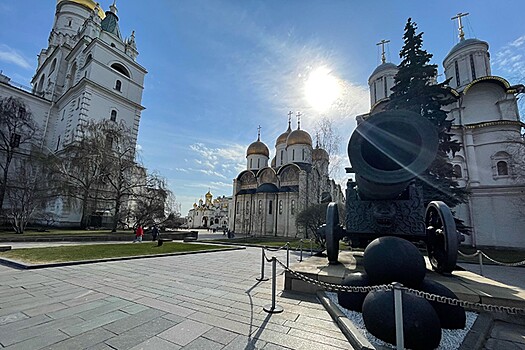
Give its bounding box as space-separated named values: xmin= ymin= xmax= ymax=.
xmin=0 ymin=242 xmax=224 ymax=264
xmin=0 ymin=229 xmax=133 ymax=239
xmin=203 ymin=237 xmax=321 ymax=250
xmin=457 ymin=245 xmax=525 ymax=266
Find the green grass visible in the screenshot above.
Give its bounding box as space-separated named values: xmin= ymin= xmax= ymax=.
xmin=203 ymin=237 xmax=320 ymax=249
xmin=457 ymin=246 xmax=525 ymax=265
xmin=0 ymin=229 xmax=133 ymax=237
xmin=0 ymin=242 xmax=224 ymax=264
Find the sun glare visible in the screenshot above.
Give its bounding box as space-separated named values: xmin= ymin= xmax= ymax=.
xmin=304 ymin=66 xmax=341 ymax=112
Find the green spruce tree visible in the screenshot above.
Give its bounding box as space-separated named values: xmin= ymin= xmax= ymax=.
xmin=387 ymin=18 xmax=468 ymax=223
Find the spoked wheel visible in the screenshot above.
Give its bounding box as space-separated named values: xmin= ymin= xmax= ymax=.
xmin=425 ymin=201 xmax=458 ymax=274
xmin=326 ymin=202 xmax=342 ymax=265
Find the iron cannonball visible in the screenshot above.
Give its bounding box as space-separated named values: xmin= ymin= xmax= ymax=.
xmin=362 ymin=289 xmax=442 ymax=350
xmin=337 ymin=272 xmax=371 ymax=312
xmin=363 ymin=236 xmax=426 ymax=288
xmin=419 ymin=278 xmax=466 ymax=329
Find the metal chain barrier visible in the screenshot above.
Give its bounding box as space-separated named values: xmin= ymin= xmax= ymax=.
xmin=268 ymin=254 xmax=525 ymax=316
xmin=459 ymin=249 xmax=525 ymax=267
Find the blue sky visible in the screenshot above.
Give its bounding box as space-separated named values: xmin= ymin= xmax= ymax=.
xmin=1 ymin=1 xmax=524 ymax=214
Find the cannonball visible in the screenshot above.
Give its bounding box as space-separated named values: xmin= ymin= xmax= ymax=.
xmin=419 ymin=279 xmax=466 ymax=329
xmin=362 ymin=289 xmax=442 ymax=350
xmin=363 ymin=236 xmax=426 ymax=287
xmin=337 ymin=272 xmax=370 ymax=312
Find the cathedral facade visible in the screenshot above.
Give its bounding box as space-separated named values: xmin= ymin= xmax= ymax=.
xmin=367 ymin=31 xmax=525 ymax=248
xmin=0 ymin=0 xmax=146 ymax=225
xmin=230 ymin=118 xmax=344 ymax=237
xmin=186 ymin=191 xmax=230 ymax=229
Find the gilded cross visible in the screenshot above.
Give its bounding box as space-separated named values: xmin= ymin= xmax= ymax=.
xmin=451 ymin=12 xmax=469 ymax=41
xmin=376 ymin=39 xmax=390 ymax=64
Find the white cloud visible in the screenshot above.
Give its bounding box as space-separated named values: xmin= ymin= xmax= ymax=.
xmin=0 ymin=44 xmax=32 ymax=70
xmin=188 ymin=142 xmax=246 ymax=180
xmin=493 ymin=35 xmax=525 ymax=82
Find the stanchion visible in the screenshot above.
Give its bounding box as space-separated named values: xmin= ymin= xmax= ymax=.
xmin=310 ymin=239 xmax=313 ymax=256
xmin=256 ymin=247 xmax=269 ymax=281
xmin=298 ymin=240 xmax=303 ymax=262
xmin=478 ymin=251 xmax=484 ymax=276
xmin=263 ymin=256 xmax=284 ymax=314
xmin=392 ymin=282 xmax=404 ymax=350
xmin=286 ymin=243 xmax=290 ymax=268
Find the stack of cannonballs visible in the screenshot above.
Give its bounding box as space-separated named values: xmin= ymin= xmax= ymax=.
xmin=337 ymin=236 xmax=466 ymax=350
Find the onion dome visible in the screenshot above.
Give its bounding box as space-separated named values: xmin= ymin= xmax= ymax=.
xmin=369 ymin=62 xmax=398 ymax=81
xmin=57 ymin=0 xmax=105 ymax=18
xmin=246 ymin=137 xmax=270 ymax=157
xmin=276 ymin=120 xmax=292 ymax=146
xmin=313 ymin=147 xmax=329 ymax=161
xmin=193 ymin=202 xmax=197 ymax=208
xmin=287 ymin=129 xmax=312 ymax=146
xmin=443 ymin=38 xmax=488 ymax=64
xmin=205 ymin=190 xmax=212 ymax=198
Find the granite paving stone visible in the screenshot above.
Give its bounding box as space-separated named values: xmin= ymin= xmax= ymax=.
xmin=0 ymin=312 xmax=28 ymax=326
xmin=202 ymin=327 xmax=239 ymax=345
xmin=102 ymin=308 xmax=166 ymax=334
xmin=222 ymin=334 xmax=267 ymax=350
xmin=40 ymin=327 xmax=116 ymax=350
xmin=182 ymin=336 xmax=224 ymax=349
xmin=103 ymin=316 xmax=174 ymax=349
xmin=22 ymin=302 xmax=69 ymax=317
xmin=158 ymin=319 xmax=213 ymax=346
xmin=128 ymin=336 xmax=182 ymax=350
xmin=2 ymin=329 xmax=69 ymax=350
xmin=60 ymin=310 xmax=129 ymax=337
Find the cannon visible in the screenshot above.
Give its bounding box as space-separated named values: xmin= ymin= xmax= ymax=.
xmin=321 ymin=110 xmax=460 ymax=273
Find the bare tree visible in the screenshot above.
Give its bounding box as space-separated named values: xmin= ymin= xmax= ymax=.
xmin=314 ymin=116 xmax=342 ymax=177
xmin=6 ymin=156 xmax=48 ymax=233
xmin=0 ymin=97 xmax=37 ymax=210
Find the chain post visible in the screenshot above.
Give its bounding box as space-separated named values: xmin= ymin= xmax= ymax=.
xmin=298 ymin=239 xmax=303 ymax=262
xmin=256 ymin=247 xmax=269 ymax=281
xmin=392 ymin=282 xmax=404 ymax=350
xmin=286 ymin=242 xmax=290 ymax=268
xmin=478 ymin=250 xmax=484 ymax=276
xmin=310 ymin=239 xmax=313 ymax=256
xmin=263 ymin=256 xmax=284 ymax=313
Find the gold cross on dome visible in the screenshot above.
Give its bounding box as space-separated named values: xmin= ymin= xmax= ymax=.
xmin=376 ymin=39 xmax=390 ymax=64
xmin=451 ymin=12 xmax=469 ymax=41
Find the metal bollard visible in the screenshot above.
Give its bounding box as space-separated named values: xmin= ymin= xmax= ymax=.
xmin=298 ymin=240 xmax=303 ymax=262
xmin=310 ymin=239 xmax=313 ymax=256
xmin=263 ymin=257 xmax=284 ymax=314
xmin=256 ymin=247 xmax=269 ymax=281
xmin=478 ymin=250 xmax=484 ymax=276
xmin=392 ymin=282 xmax=404 ymax=350
xmin=286 ymin=243 xmax=290 ymax=268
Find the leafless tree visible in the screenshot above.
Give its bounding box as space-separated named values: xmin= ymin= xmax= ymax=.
xmin=0 ymin=97 xmax=37 ymax=210
xmin=314 ymin=116 xmax=342 ymax=177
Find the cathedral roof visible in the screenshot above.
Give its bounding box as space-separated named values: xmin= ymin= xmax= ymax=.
xmin=276 ymin=122 xmax=292 ymax=146
xmin=312 ymin=147 xmax=329 ymax=161
xmin=287 ymin=129 xmax=312 ymax=146
xmin=256 ymin=183 xmax=279 ymax=193
xmin=246 ymin=138 xmax=269 ymax=157
xmin=101 ymin=2 xmax=122 ymax=39
xmin=443 ymin=38 xmax=489 ymax=64
xmin=369 ymin=62 xmax=398 ymax=80
xmin=57 ymin=0 xmax=105 ymax=18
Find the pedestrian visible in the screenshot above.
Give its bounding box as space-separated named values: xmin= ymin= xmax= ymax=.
xmin=133 ymin=225 xmax=144 ymax=243
xmin=151 ymin=225 xmax=159 ymax=241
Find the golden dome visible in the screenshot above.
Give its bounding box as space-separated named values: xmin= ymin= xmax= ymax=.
xmin=57 ymin=0 xmax=105 ymax=18
xmin=246 ymin=140 xmax=269 ymax=157
xmin=276 ymin=125 xmax=292 ymax=146
xmin=205 ymin=191 xmax=212 ymax=198
xmin=313 ymin=147 xmax=329 ymax=161
xmin=287 ymin=129 xmax=312 ymax=146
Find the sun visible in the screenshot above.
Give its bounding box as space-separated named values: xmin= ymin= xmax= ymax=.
xmin=304 ymin=66 xmax=341 ymax=112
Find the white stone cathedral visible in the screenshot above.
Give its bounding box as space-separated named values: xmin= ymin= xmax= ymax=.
xmin=0 ymin=0 xmax=146 ymax=225
xmin=230 ymin=115 xmax=344 ymax=237
xmin=366 ymin=22 xmax=525 ymax=249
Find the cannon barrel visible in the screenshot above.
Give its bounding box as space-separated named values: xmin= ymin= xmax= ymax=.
xmin=348 ymin=110 xmax=438 ymax=200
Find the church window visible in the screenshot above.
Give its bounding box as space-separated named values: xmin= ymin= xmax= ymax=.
xmin=373 ymin=81 xmax=377 ymax=103
xmin=250 ymin=158 xmax=253 ymax=168
xmin=453 ymin=164 xmax=462 ymax=178
xmin=291 ymin=200 xmax=295 ymax=215
xmin=279 ymin=200 xmax=283 ymax=214
xmin=68 ymin=63 xmax=77 ymax=88
xmin=454 ymin=61 xmax=460 ymax=86
xmin=50 ymin=59 xmax=57 ymax=74
xmin=66 ymin=18 xmax=72 ymax=27
xmin=292 ymin=149 xmax=295 ymax=161
xmin=258 ymin=200 xmax=262 ymax=214
xmin=55 ymin=136 xmax=61 ymax=151
xmin=110 ymin=110 xmax=117 ymax=122
xmin=302 ymin=149 xmax=305 ymax=161
xmin=246 ymin=201 xmax=250 ymax=214
xmin=384 ymin=77 xmax=388 ymax=98
xmin=37 ymin=74 xmax=45 ymax=93
xmin=115 ymin=80 xmax=122 ymax=91
xmin=257 ymin=158 xmax=260 ymax=168
xmin=497 ymin=161 xmax=508 ymax=176
xmin=470 ymin=54 xmax=476 ymax=80
xmin=280 ymin=150 xmax=283 ymax=165
xmin=111 ymin=63 xmax=130 ymax=78
xmin=236 ymin=202 xmax=240 ymax=214
xmin=269 ymin=200 xmax=273 ymax=215
xmin=76 ymin=97 xmax=80 ymax=110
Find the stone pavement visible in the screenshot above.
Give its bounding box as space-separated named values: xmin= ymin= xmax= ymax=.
xmin=0 ymin=246 xmax=351 ymax=350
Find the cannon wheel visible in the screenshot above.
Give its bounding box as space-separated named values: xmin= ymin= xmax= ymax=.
xmin=425 ymin=201 xmax=458 ymax=274
xmin=326 ymin=202 xmax=340 ymax=265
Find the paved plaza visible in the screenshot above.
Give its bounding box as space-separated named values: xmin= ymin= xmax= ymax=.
xmin=0 ymin=246 xmax=350 ymax=350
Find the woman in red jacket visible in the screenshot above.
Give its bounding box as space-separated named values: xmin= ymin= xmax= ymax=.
xmin=133 ymin=225 xmax=144 ymax=243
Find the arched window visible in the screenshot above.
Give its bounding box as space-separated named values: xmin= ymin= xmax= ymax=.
xmin=302 ymin=149 xmax=305 ymax=161
xmin=246 ymin=201 xmax=250 ymax=214
xmin=497 ymin=161 xmax=508 ymax=176
xmin=453 ymin=164 xmax=462 ymax=178
xmin=280 ymin=150 xmax=284 ymax=165
xmin=236 ymin=202 xmax=240 ymax=214
xmin=250 ymin=158 xmax=253 ymax=168
xmin=110 ymin=110 xmax=117 ymax=122
xmin=37 ymin=74 xmax=45 ymax=92
xmin=268 ymin=200 xmax=273 ymax=215
xmin=110 ymin=63 xmax=130 ymax=77
xmin=257 ymin=158 xmax=260 ymax=168
xmin=258 ymin=200 xmax=262 ymax=214
xmin=292 ymin=149 xmax=295 ymax=161
xmin=279 ymin=200 xmax=283 ymax=215
xmin=50 ymin=58 xmax=57 ymax=74
xmin=291 ymin=200 xmax=295 ymax=215
xmin=68 ymin=63 xmax=77 ymax=88
xmin=115 ymin=80 xmax=122 ymax=91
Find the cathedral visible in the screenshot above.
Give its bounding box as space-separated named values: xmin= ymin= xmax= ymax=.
xmin=230 ymin=116 xmax=344 ymax=237
xmin=366 ymin=18 xmax=525 ymax=249
xmin=0 ymin=0 xmax=146 ymax=225
xmin=186 ymin=191 xmax=231 ymax=230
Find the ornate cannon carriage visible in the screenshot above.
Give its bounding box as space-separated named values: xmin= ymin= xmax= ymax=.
xmin=321 ymin=110 xmax=460 ymax=273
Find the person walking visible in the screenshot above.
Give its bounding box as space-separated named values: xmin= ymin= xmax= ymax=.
xmin=151 ymin=225 xmax=159 ymax=241
xmin=134 ymin=225 xmax=144 ymax=243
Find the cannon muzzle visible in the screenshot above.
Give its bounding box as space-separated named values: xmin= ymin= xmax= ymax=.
xmin=348 ymin=110 xmax=438 ymax=200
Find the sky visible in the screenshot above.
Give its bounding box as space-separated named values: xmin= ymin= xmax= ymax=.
xmin=1 ymin=1 xmax=525 ymax=215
